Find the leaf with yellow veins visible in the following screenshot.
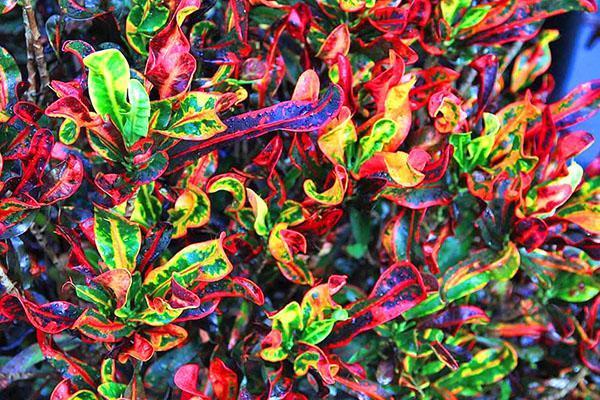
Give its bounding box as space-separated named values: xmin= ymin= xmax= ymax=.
xmin=143 ymin=233 xmax=233 ymax=298
xmin=304 ymin=165 xmax=348 ymax=206
xmin=169 ymin=185 xmax=211 ymax=238
xmin=318 ymin=106 xmax=357 ymax=167
xmin=94 ymin=207 xmax=141 ymax=272
xmin=207 ymin=173 xmax=246 ymax=211
xmin=382 ymin=152 xmax=425 ymax=187
xmin=382 ymin=74 xmax=416 ymax=151
xmin=154 ymin=92 xmax=226 ymax=140
xmin=247 ymin=188 xmax=270 ymax=237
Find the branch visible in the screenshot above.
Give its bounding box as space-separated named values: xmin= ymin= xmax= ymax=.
xmin=22 ymin=4 xmax=37 ymax=101
xmin=21 ymin=0 xmax=49 ymax=102
xmin=541 ymin=367 xmax=588 ymax=400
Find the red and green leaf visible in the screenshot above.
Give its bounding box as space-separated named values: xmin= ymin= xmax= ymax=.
xmin=145 ymin=0 xmax=201 ymax=99
xmin=20 ymin=298 xmax=82 ymax=334
xmin=326 ymin=262 xmax=427 ymax=348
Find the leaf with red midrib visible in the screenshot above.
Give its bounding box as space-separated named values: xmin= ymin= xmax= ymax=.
xmin=325 ymin=262 xmax=426 ymax=349
xmin=20 ymin=297 xmax=82 ymax=334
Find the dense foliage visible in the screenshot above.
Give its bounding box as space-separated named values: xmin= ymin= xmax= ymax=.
xmin=0 ymin=0 xmax=599 ymax=398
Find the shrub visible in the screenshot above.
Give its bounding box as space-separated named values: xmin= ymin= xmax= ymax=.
xmin=0 ymin=0 xmax=599 ymax=399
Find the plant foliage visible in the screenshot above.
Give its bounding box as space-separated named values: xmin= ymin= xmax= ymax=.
xmin=0 ymin=0 xmax=599 ymax=398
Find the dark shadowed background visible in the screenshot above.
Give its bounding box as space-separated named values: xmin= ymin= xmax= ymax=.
xmin=547 ymin=10 xmax=600 ymax=167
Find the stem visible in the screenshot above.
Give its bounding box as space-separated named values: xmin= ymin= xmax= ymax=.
xmin=541 ymin=367 xmax=588 ymax=400
xmin=458 ymin=67 xmax=477 ymax=98
xmin=499 ymin=42 xmax=523 ymax=75
xmin=0 ymin=372 xmax=36 ymax=391
xmin=0 ymin=264 xmax=18 ymax=296
xmin=21 ymin=0 xmax=49 ymax=102
xmin=29 ymin=222 xmax=60 ymax=267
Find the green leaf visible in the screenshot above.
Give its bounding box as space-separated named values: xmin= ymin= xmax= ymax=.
xmin=74 ymin=309 xmax=135 ymax=343
xmin=261 ymin=301 xmax=304 ymax=360
xmin=467 ymin=134 xmax=495 ymax=168
xmin=276 ymin=200 xmax=306 ymax=226
xmin=548 ymin=271 xmax=600 ymax=302
xmin=67 ymin=390 xmax=99 ymax=400
xmin=126 ymin=2 xmax=170 ymax=55
xmin=59 ymin=118 xmax=79 ymax=145
xmin=247 ymin=188 xmax=270 ymax=237
xmin=293 ymin=351 xmax=320 ymax=376
xmin=272 ymin=302 xmax=304 ymax=339
xmin=0 ymin=45 xmax=20 ymax=121
xmin=348 ymin=207 xmax=370 ymax=259
xmin=84 ymin=49 xmax=130 ymax=133
xmin=84 ymin=49 xmax=150 ymax=147
xmin=101 ymin=359 xmax=116 ymax=383
xmin=449 ymin=132 xmax=470 ymax=171
xmin=122 ymin=79 xmax=151 ymax=147
xmin=98 ymin=382 xmax=127 ymax=400
xmin=442 ymin=243 xmax=520 ymax=302
xmin=441 ymin=0 xmax=470 ymax=25
xmin=456 ymin=6 xmax=491 ymax=31
xmin=94 ymin=207 xmax=142 ymax=272
xmin=131 ymin=183 xmax=162 ymax=228
xmin=131 ymin=298 xmax=182 ymax=326
xmin=207 ymin=174 xmax=246 ymax=211
xmin=303 ymin=165 xmax=348 ymax=206
xmin=300 ymin=310 xmax=348 ymax=345
xmin=74 ymin=284 xmax=114 ymax=316
xmin=402 ymin=293 xmax=445 ymax=320
xmin=450 ymin=114 xmax=499 ymax=172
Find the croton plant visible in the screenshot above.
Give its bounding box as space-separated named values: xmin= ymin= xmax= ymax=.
xmin=0 ymin=0 xmax=598 ymax=398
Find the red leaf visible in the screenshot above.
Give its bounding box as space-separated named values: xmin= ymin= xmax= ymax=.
xmin=209 ymin=358 xmax=238 ymax=400
xmin=368 ymin=6 xmax=410 ymax=34
xmin=512 ymin=217 xmax=548 ymax=252
xmin=137 ymin=222 xmax=173 ymax=274
xmin=39 ymin=155 xmax=84 ymax=204
xmin=117 ymin=333 xmax=154 ymax=363
xmin=195 ymin=276 xmax=265 ymax=306
xmin=93 ymin=269 xmax=131 ymax=309
xmin=174 ymin=364 xmax=211 ymax=400
xmin=50 ymin=379 xmax=77 ymax=400
xmin=465 ymin=1 xmax=597 ymax=46
xmin=0 ymin=294 xmax=22 ymax=323
xmin=145 ymin=1 xmax=201 ymax=98
xmin=169 ymin=278 xmax=201 ymax=309
xmin=364 ymin=51 xmax=405 ymax=114
xmin=410 ymin=66 xmax=460 ymax=110
xmin=175 ymin=298 xmax=220 ymax=322
xmin=470 ymin=54 xmax=498 ymax=122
